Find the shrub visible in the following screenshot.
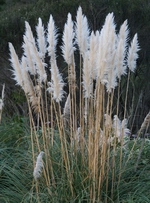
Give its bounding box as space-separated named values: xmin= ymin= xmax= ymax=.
xmin=8 ymin=6 xmax=142 ymax=202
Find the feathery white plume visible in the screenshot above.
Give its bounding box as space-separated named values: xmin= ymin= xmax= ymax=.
xmin=29 ymin=45 xmax=47 ymax=84
xmin=75 ymin=6 xmax=89 ymax=56
xmin=22 ymin=35 xmax=36 ymax=75
xmin=63 ymin=94 xmax=70 ymax=127
xmin=47 ymin=15 xmax=58 ymax=60
xmin=47 ymin=15 xmax=65 ymax=102
xmin=20 ymin=56 xmax=31 ymax=94
xmin=9 ymin=43 xmax=37 ymax=102
xmin=127 ymin=33 xmax=140 ymax=72
xmin=33 ymin=151 xmax=44 ymax=180
xmin=63 ymin=94 xmax=70 ymax=118
xmin=96 ymin=12 xmax=117 ymax=92
xmin=62 ymin=13 xmax=75 ymax=65
xmin=101 ymin=13 xmax=118 ymax=92
xmin=25 ymin=21 xmax=36 ymax=46
xmin=82 ymin=51 xmax=93 ymax=98
xmin=113 ymin=115 xmax=130 ymax=142
xmin=89 ymin=31 xmax=99 ymax=80
xmin=47 ymin=60 xmax=65 ymax=102
xmin=9 ymin=43 xmax=23 ymax=87
xmin=36 ymin=18 xmax=47 ymax=59
xmin=116 ymin=20 xmax=129 ymax=79
xmin=24 ymin=22 xmax=47 ymax=83
xmin=121 ymin=118 xmax=130 ymax=136
xmin=20 ymin=56 xmax=39 ymax=112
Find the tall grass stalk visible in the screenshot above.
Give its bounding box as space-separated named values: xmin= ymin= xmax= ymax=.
xmin=8 ymin=7 xmax=140 ymax=202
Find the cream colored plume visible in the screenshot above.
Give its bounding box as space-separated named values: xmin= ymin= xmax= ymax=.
xmin=24 ymin=21 xmax=47 ymax=84
xmin=96 ymin=12 xmax=117 ymax=91
xmin=75 ymin=6 xmax=89 ymax=56
xmin=9 ymin=48 xmax=39 ymax=113
xmin=63 ymin=94 xmax=70 ymax=126
xmin=127 ymin=33 xmax=140 ymax=72
xmin=22 ymin=36 xmax=36 ymax=75
xmin=82 ymin=51 xmax=93 ymax=98
xmin=101 ymin=13 xmax=117 ymax=92
xmin=21 ymin=56 xmax=39 ymax=113
xmin=116 ymin=20 xmax=129 ymax=79
xmin=47 ymin=60 xmax=65 ymax=102
xmin=25 ymin=21 xmax=36 ymax=47
xmin=47 ymin=15 xmax=65 ymax=102
xmin=33 ymin=151 xmax=44 ymax=181
xmin=36 ymin=18 xmax=47 ymax=60
xmin=113 ymin=115 xmax=130 ymax=142
xmin=89 ymin=31 xmax=99 ymax=80
xmin=9 ymin=43 xmax=23 ymax=87
xmin=62 ymin=13 xmax=75 ymax=65
xmin=29 ymin=44 xmax=47 ymax=84
xmin=47 ymin=15 xmax=58 ymax=60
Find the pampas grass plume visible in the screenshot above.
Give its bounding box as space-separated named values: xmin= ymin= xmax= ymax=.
xmin=24 ymin=21 xmax=47 ymax=83
xmin=36 ymin=18 xmax=46 ymax=59
xmin=33 ymin=151 xmax=44 ymax=180
xmin=25 ymin=21 xmax=36 ymax=47
xmin=47 ymin=15 xmax=58 ymax=60
xmin=96 ymin=12 xmax=117 ymax=91
xmin=62 ymin=13 xmax=75 ymax=65
xmin=82 ymin=51 xmax=92 ymax=98
xmin=63 ymin=94 xmax=70 ymax=126
xmin=22 ymin=35 xmax=36 ymax=75
xmin=104 ymin=16 xmax=117 ymax=92
xmin=9 ymin=43 xmax=23 ymax=87
xmin=75 ymin=6 xmax=89 ymax=55
xmin=116 ymin=20 xmax=129 ymax=79
xmin=20 ymin=56 xmax=39 ymax=112
xmin=47 ymin=60 xmax=65 ymax=102
xmin=63 ymin=94 xmax=70 ymax=119
xmin=89 ymin=31 xmax=99 ymax=79
xmin=127 ymin=33 xmax=140 ymax=72
xmin=113 ymin=115 xmax=130 ymax=142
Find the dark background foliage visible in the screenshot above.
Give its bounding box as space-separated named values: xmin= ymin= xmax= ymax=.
xmin=0 ymin=0 xmax=150 ymax=132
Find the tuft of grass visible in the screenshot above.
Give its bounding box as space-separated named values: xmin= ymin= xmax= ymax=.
xmin=3 ymin=5 xmax=150 ymax=203
xmin=1 ymin=117 xmax=150 ymax=202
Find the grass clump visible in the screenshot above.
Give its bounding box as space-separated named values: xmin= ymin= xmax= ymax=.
xmin=2 ymin=5 xmax=150 ymax=203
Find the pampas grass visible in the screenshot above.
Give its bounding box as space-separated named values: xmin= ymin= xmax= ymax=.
xmin=127 ymin=33 xmax=140 ymax=72
xmin=36 ymin=18 xmax=46 ymax=60
xmin=33 ymin=151 xmax=44 ymax=180
xmin=9 ymin=43 xmax=23 ymax=87
xmin=116 ymin=20 xmax=129 ymax=79
xmin=75 ymin=6 xmax=89 ymax=56
xmin=47 ymin=60 xmax=65 ymax=102
xmin=8 ymin=7 xmax=141 ymax=202
xmin=47 ymin=15 xmax=58 ymax=60
xmin=62 ymin=13 xmax=75 ymax=66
